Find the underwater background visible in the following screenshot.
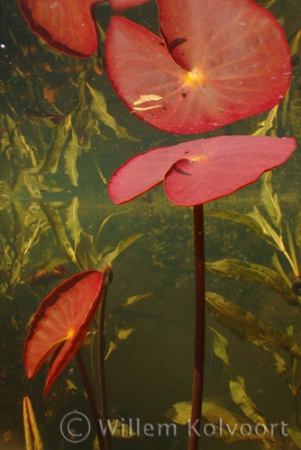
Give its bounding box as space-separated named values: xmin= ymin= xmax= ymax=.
xmin=1 ymin=0 xmax=301 ymax=449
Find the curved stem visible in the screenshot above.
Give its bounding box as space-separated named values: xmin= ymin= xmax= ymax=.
xmin=98 ymin=266 xmax=113 ymax=450
xmin=188 ymin=204 xmax=206 ymax=450
xmin=75 ymin=349 xmax=105 ymax=450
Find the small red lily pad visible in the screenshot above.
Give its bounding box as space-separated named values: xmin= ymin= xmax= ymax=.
xmin=18 ymin=0 xmax=151 ymax=57
xmin=24 ymin=270 xmax=104 ymax=394
xmin=105 ymin=0 xmax=291 ymax=134
xmin=108 ymin=136 xmax=296 ymax=206
xmin=18 ymin=0 xmax=99 ymax=57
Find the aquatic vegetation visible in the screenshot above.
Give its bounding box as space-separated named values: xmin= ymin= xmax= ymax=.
xmin=105 ymin=0 xmax=291 ymax=133
xmin=24 ymin=269 xmax=111 ymax=449
xmin=108 ymin=136 xmax=295 ymax=206
xmin=106 ymin=0 xmax=296 ymax=447
xmin=0 ymin=0 xmax=300 ymax=448
xmin=24 ymin=270 xmax=106 ymax=393
xmin=18 ymin=0 xmax=151 ymax=57
xmin=155 ymin=175 xmax=301 ymax=449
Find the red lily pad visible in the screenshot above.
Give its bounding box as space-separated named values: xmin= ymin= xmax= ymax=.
xmin=108 ymin=136 xmax=296 ymax=206
xmin=18 ymin=0 xmax=99 ymax=57
xmin=110 ymin=0 xmax=151 ymax=9
xmin=105 ymin=0 xmax=291 ymax=134
xmin=24 ymin=271 xmax=104 ymax=394
xmin=18 ymin=0 xmax=151 ymax=57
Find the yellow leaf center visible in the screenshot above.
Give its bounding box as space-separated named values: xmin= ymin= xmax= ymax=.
xmin=183 ymin=68 xmax=205 ymax=87
xmin=67 ymin=327 xmax=75 ymax=339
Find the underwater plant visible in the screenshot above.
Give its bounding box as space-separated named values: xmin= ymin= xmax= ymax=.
xmin=105 ymin=0 xmax=291 ymax=133
xmin=105 ymin=0 xmax=296 ymax=448
xmin=18 ymin=0 xmax=151 ymax=57
xmin=24 ymin=268 xmax=112 ymax=449
xmin=2 ymin=0 xmax=297 ymax=448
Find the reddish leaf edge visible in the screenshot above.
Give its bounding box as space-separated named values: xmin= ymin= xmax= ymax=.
xmin=108 ymin=136 xmax=297 ymax=207
xmin=24 ymin=271 xmax=104 ymax=385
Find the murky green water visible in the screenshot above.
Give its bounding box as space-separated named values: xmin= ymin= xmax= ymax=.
xmin=1 ymin=0 xmax=301 ymax=449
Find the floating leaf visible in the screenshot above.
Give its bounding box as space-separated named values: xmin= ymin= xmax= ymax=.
xmin=110 ymin=0 xmax=150 ymax=9
xmin=18 ymin=0 xmax=150 ymax=57
xmin=24 ymin=271 xmax=105 ymax=394
xmin=206 ymin=259 xmax=297 ymax=304
xmin=105 ymin=0 xmax=291 ymax=133
xmin=18 ymin=0 xmax=99 ymax=57
xmin=65 ymin=197 xmax=83 ymax=248
xmin=108 ymin=136 xmax=296 ymax=206
xmin=206 ymin=292 xmax=301 ymax=360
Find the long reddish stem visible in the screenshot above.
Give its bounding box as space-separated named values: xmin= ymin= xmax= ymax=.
xmin=188 ymin=204 xmax=206 ymax=450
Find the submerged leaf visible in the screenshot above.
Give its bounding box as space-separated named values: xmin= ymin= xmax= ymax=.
xmin=210 ymin=328 xmax=266 ymax=425
xmin=39 ymin=116 xmax=71 ymax=174
xmin=36 ymin=200 xmax=78 ymax=267
xmin=206 ymin=292 xmax=301 ymax=360
xmin=65 ymin=197 xmax=83 ymax=248
xmin=64 ymin=129 xmax=81 ymax=186
xmin=98 ymin=233 xmax=143 ymax=268
xmin=23 ymin=396 xmax=44 ymax=450
xmin=0 ymin=183 xmax=10 ymax=210
xmin=108 ymin=419 xmax=135 ymax=438
xmin=288 ymin=427 xmax=301 ymax=449
xmin=206 ymin=259 xmax=297 ymax=304
xmin=295 ymin=211 xmax=301 ymax=253
xmin=163 ymin=401 xmax=191 ymax=425
xmin=87 ymin=84 xmax=137 ymax=140
xmin=260 ymin=172 xmax=281 ymax=229
xmin=76 ymin=241 xmax=95 ymax=271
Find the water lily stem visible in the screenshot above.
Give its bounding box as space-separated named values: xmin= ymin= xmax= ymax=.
xmin=189 ymin=204 xmax=206 ymax=450
xmin=98 ymin=266 xmax=113 ymax=450
xmin=75 ymin=349 xmax=106 ymax=450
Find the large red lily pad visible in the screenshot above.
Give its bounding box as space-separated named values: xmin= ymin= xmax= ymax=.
xmin=110 ymin=0 xmax=150 ymax=9
xmin=18 ymin=0 xmax=151 ymax=57
xmin=105 ymin=0 xmax=291 ymax=134
xmin=108 ymin=136 xmax=296 ymax=206
xmin=24 ymin=271 xmax=104 ymax=394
